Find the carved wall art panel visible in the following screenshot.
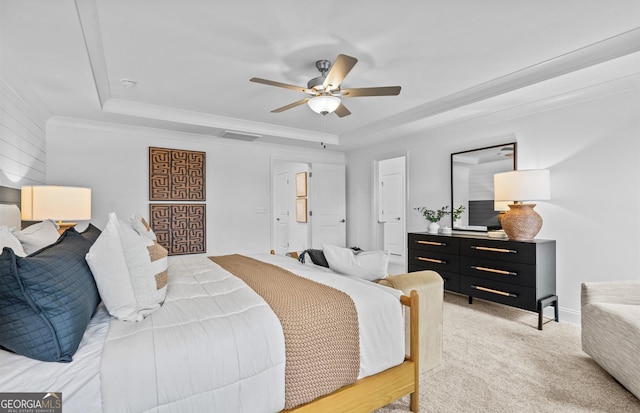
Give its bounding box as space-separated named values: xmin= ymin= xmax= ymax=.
xmin=149 ymin=204 xmax=206 ymax=255
xmin=149 ymin=147 xmax=206 ymax=201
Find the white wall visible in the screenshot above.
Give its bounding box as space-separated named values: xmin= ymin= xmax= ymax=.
xmin=0 ymin=77 xmax=47 ymax=187
xmin=46 ymin=118 xmax=343 ymax=255
xmin=346 ymin=88 xmax=640 ymax=323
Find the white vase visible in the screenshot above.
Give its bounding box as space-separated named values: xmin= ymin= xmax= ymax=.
xmin=427 ymin=222 xmax=440 ymax=234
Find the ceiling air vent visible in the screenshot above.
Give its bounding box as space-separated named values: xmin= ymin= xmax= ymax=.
xmin=220 ymin=130 xmax=262 ymax=142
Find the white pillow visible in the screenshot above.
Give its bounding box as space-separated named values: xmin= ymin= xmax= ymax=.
xmin=0 ymin=204 xmax=21 ymax=229
xmin=0 ymin=226 xmax=27 ymax=257
xmin=323 ymin=244 xmax=390 ymax=281
xmin=130 ymin=213 xmax=157 ymax=241
xmin=86 ymin=212 xmax=168 ymax=322
xmin=16 ymin=220 xmax=60 ymax=255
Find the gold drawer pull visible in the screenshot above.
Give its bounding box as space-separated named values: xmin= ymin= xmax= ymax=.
xmin=470 ymin=246 xmax=517 ymax=254
xmin=417 ymin=257 xmax=447 ymax=265
xmin=471 ymin=266 xmax=517 ymax=276
xmin=471 ymin=285 xmax=518 ymax=298
xmin=417 ymin=240 xmax=447 ymax=247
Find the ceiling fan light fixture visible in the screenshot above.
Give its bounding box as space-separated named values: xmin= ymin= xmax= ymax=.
xmin=251 ymin=54 xmax=399 ymax=118
xmin=308 ymin=95 xmax=341 ymax=115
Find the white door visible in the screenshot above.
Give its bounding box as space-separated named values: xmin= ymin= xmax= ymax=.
xmin=310 ymin=163 xmax=346 ymax=248
xmin=275 ymin=171 xmax=290 ymax=255
xmin=378 ymin=157 xmax=405 ymax=256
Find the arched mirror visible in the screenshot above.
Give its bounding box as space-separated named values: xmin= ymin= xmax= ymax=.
xmin=451 ymin=143 xmax=517 ymax=231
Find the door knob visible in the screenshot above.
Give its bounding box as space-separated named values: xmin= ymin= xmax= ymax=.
xmin=276 ymin=218 xmax=280 ymax=221
xmin=340 ymin=219 xmax=346 ymax=223
xmin=395 ymin=217 xmax=401 ymax=221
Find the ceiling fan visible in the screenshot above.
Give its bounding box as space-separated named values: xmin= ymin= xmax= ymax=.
xmin=250 ymin=54 xmax=401 ymax=117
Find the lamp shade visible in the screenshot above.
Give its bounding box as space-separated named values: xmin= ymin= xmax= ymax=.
xmin=494 ymin=200 xmax=511 ymax=212
xmin=494 ymin=169 xmax=550 ymax=202
xmin=21 ymin=186 xmax=91 ymax=221
xmin=308 ymin=95 xmax=341 ymax=114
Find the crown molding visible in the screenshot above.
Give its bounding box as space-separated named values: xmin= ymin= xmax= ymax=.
xmin=341 ymin=28 xmax=640 ymax=142
xmin=74 ymin=0 xmax=110 ymax=109
xmin=73 ymin=0 xmax=339 ymax=146
xmin=102 ymin=98 xmax=339 ymax=145
xmin=342 ymin=73 xmax=639 ymax=153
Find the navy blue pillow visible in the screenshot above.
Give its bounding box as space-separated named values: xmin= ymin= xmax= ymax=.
xmin=0 ymin=228 xmax=100 ymax=362
xmin=79 ymin=223 xmax=102 ymax=244
xmin=298 ymin=249 xmax=330 ymax=268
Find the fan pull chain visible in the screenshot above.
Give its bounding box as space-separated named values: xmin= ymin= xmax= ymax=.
xmin=319 ymin=115 xmax=327 ymax=149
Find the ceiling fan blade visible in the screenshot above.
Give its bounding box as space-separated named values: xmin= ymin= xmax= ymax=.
xmin=250 ymin=77 xmax=311 ymax=93
xmin=323 ymin=54 xmax=358 ymax=90
xmin=334 ymin=103 xmax=351 ymax=118
xmin=271 ymin=98 xmax=310 ymax=113
xmin=341 ymin=86 xmax=401 ymax=97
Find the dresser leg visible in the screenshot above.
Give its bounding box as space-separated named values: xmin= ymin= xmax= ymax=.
xmin=468 ymin=295 xmax=473 ymax=304
xmin=537 ymin=295 xmax=559 ymax=330
xmin=538 ymin=310 xmax=543 ymax=331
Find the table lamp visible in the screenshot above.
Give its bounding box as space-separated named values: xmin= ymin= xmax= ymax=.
xmin=494 ymin=170 xmax=550 ymax=241
xmin=21 ymin=186 xmax=91 ymax=233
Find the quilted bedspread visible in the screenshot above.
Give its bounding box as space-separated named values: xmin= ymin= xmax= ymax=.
xmin=100 ymin=255 xmax=287 ymax=413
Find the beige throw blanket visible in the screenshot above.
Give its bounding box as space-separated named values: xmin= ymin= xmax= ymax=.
xmin=210 ymin=254 xmax=360 ymax=409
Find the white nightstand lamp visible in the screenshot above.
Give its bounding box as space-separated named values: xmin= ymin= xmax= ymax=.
xmin=494 ymin=170 xmax=550 ymax=241
xmin=21 ymin=186 xmax=91 ymax=233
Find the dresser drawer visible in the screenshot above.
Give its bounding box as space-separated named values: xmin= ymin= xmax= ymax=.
xmin=459 ymin=238 xmax=536 ymax=264
xmin=408 ymin=233 xmax=459 ymax=254
xmin=439 ymin=271 xmax=460 ymax=293
xmin=460 ymin=275 xmax=537 ymax=312
xmin=459 ymin=256 xmax=536 ymax=287
xmin=409 ymin=248 xmax=459 ymax=273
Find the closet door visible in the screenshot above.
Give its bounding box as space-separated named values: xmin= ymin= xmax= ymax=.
xmin=274 ymin=171 xmax=290 ymax=255
xmin=378 ymin=156 xmax=405 ymax=256
xmin=310 ymin=163 xmax=346 ymax=248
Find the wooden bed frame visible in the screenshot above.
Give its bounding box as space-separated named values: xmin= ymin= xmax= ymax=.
xmin=283 ymin=290 xmax=419 ymax=413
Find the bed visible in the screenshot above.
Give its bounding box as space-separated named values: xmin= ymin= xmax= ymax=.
xmin=0 ymin=187 xmax=419 ymax=413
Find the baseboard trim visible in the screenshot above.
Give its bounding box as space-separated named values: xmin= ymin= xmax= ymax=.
xmin=556 ymin=307 xmax=581 ymax=325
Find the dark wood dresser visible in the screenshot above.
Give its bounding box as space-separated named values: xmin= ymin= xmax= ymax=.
xmin=408 ymin=232 xmax=558 ymax=330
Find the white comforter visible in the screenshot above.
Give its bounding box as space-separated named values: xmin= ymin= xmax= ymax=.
xmin=0 ymin=254 xmax=404 ymax=413
xmin=0 ymin=304 xmax=110 ymax=412
xmin=101 ymin=254 xmax=287 ymax=413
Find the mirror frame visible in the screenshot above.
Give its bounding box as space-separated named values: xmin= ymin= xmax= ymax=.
xmin=450 ymin=142 xmax=517 ymax=232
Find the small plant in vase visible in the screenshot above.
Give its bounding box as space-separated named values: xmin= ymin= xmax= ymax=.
xmin=414 ymin=206 xmax=450 ymax=234
xmin=452 ymin=205 xmax=465 ymax=227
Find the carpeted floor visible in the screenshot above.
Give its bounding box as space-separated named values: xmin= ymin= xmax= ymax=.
xmin=376 ymin=293 xmax=640 ymax=413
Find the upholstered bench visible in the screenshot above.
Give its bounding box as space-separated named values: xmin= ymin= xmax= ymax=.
xmin=378 ymin=270 xmax=444 ymax=373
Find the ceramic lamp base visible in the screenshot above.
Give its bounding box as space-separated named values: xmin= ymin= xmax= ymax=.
xmin=57 ymin=222 xmax=77 ymax=234
xmin=501 ymin=203 xmax=542 ymax=241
